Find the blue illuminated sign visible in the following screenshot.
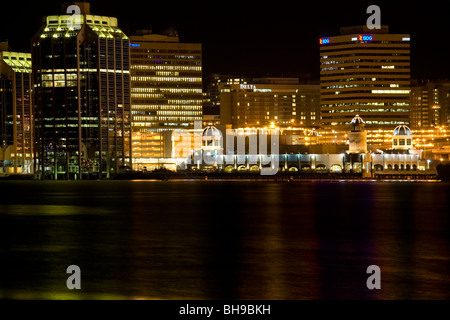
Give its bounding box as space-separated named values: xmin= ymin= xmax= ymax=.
xmin=359 ymin=35 xmax=373 ymax=41
xmin=320 ymin=38 xmax=330 ymax=45
xmin=130 ymin=43 xmax=140 ymax=47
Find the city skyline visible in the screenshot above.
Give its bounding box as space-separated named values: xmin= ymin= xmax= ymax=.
xmin=1 ymin=1 xmax=450 ymax=179
xmin=1 ymin=0 xmax=449 ymax=80
xmin=1 ymin=1 xmax=450 ymax=305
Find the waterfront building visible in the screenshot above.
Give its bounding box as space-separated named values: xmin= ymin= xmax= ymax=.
xmin=0 ymin=42 xmax=33 ymax=174
xmin=129 ymin=30 xmax=202 ymax=171
xmin=219 ymin=77 xmax=321 ymax=129
xmin=32 ymin=2 xmax=131 ymax=180
xmin=166 ymin=115 xmax=433 ymax=178
xmin=320 ymin=25 xmax=411 ymax=130
xmin=392 ymin=122 xmax=413 ymax=150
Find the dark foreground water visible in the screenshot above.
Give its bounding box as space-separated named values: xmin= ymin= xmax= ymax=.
xmin=0 ymin=180 xmax=449 ymax=300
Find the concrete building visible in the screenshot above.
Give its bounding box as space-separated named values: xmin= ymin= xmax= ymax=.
xmin=129 ymin=30 xmax=202 ymax=171
xmin=410 ymin=80 xmax=450 ymax=129
xmin=219 ymin=77 xmax=321 ymax=129
xmin=204 ymin=74 xmax=250 ymax=120
xmin=320 ymin=25 xmax=411 ymax=130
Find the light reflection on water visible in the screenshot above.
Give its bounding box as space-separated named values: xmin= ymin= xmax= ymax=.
xmin=0 ymin=181 xmax=449 ymax=300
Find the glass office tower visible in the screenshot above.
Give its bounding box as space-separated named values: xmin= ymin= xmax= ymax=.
xmin=32 ymin=2 xmax=131 ymax=179
xmin=0 ymin=43 xmax=33 ymax=175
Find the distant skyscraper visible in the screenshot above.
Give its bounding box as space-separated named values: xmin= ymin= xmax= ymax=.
xmin=320 ymin=26 xmax=411 ymax=130
xmin=219 ymin=77 xmax=321 ymax=128
xmin=0 ymin=42 xmax=33 ymax=174
xmin=32 ymin=2 xmax=131 ymax=179
xmin=129 ymin=31 xmax=202 ymax=170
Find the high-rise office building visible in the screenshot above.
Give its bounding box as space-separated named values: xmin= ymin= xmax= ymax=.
xmin=0 ymin=42 xmax=33 ymax=174
xmin=205 ymin=74 xmax=251 ymax=115
xmin=438 ymin=84 xmax=450 ymax=127
xmin=129 ymin=31 xmax=202 ymax=170
xmin=203 ymin=74 xmax=250 ymax=126
xmin=32 ymin=2 xmax=131 ymax=179
xmin=320 ymin=26 xmax=411 ymax=130
xmin=410 ymin=80 xmax=450 ymax=129
xmin=220 ymin=77 xmax=321 ymax=129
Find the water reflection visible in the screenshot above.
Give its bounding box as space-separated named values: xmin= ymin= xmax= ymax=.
xmin=0 ymin=181 xmax=449 ymax=300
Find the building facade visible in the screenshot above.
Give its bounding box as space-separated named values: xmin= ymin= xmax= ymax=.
xmin=129 ymin=31 xmax=202 ymax=171
xmin=32 ymin=2 xmax=131 ymax=180
xmin=410 ymin=80 xmax=450 ymax=129
xmin=348 ymin=115 xmax=367 ymax=154
xmin=0 ymin=43 xmax=33 ymax=174
xmin=219 ymin=78 xmax=321 ymax=129
xmin=320 ymin=26 xmax=411 ymax=130
xmin=168 ymin=118 xmax=430 ymax=177
xmin=204 ymin=74 xmax=250 ymax=118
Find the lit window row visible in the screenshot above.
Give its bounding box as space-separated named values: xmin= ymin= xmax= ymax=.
xmin=131 ymin=88 xmax=202 ymax=94
xmin=133 ymin=120 xmax=200 ymax=127
xmin=324 ymin=84 xmax=406 ymax=89
xmin=133 ymin=112 xmax=201 ymax=121
xmin=322 ymin=102 xmax=409 ymax=107
xmin=155 ymin=71 xmax=179 ymax=76
xmin=42 ymin=80 xmax=77 ymax=87
xmin=321 ymin=59 xmax=408 ymax=65
xmin=372 ymin=90 xmax=411 ymax=94
xmin=132 ymin=105 xmax=202 ymax=110
xmin=131 ymin=76 xmax=201 ymax=82
xmin=167 ymin=100 xmax=202 ymax=105
xmin=132 ymin=93 xmax=165 ymax=98
xmin=41 ymin=74 xmax=77 ymax=81
xmin=131 ymin=65 xmax=202 ymax=71
xmin=133 ymin=123 xmax=159 ymax=127
xmin=174 ymin=55 xmax=197 ymax=59
xmin=156 ymin=111 xmax=202 ymax=116
xmin=324 ymin=109 xmax=410 ymax=113
xmin=132 ymin=148 xmax=162 ymax=152
xmin=132 ymin=141 xmax=162 ymax=145
xmin=158 ymin=116 xmax=201 ymax=121
xmin=133 ymin=116 xmax=158 ymax=121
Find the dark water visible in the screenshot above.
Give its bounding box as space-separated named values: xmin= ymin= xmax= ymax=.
xmin=0 ymin=180 xmax=449 ymax=300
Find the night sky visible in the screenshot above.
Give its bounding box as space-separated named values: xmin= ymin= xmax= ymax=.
xmin=1 ymin=0 xmax=450 ymax=80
